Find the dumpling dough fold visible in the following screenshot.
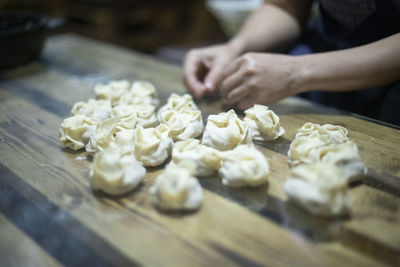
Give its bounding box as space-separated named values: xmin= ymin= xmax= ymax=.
xmin=219 ymin=145 xmax=269 ymax=187
xmin=159 ymin=108 xmax=203 ymax=141
xmin=119 ymin=81 xmax=159 ymax=107
xmin=284 ymin=162 xmax=350 ymax=217
xmin=112 ymin=104 xmax=157 ymax=128
xmin=59 ymin=115 xmax=98 ymax=150
xmin=90 ymin=146 xmax=146 ymax=196
xmin=94 ymin=80 xmax=131 ymax=106
xmin=172 ymin=139 xmax=224 ymax=177
xmin=71 ymin=98 xmax=112 ymax=121
xmin=157 ymin=93 xmax=199 ymax=120
xmin=244 ymin=104 xmax=285 ymax=141
xmin=202 ymin=109 xmax=252 ymax=151
xmin=134 ymin=124 xmax=173 ymax=166
xmin=150 ymin=161 xmax=202 ymax=211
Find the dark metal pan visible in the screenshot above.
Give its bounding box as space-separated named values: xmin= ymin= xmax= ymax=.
xmin=0 ymin=11 xmax=63 ymax=70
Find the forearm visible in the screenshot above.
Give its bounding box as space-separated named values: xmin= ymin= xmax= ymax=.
xmin=228 ymin=0 xmax=312 ymax=54
xmin=296 ymin=33 xmax=400 ymax=93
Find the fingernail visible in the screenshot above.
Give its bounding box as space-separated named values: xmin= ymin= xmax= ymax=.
xmin=204 ymin=81 xmax=213 ymax=90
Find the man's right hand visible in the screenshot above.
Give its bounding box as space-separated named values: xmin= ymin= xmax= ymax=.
xmin=183 ymin=44 xmax=240 ymax=98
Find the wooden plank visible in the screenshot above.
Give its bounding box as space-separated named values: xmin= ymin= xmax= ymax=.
xmin=0 ymin=84 xmax=383 ymax=266
xmin=0 ymin=213 xmax=61 ymax=267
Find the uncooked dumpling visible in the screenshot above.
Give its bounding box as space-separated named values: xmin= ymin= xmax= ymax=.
xmin=150 ymin=161 xmax=202 ymax=211
xmin=288 ymin=134 xmax=334 ymax=166
xmin=295 ymin=122 xmax=348 ymax=143
xmin=159 ymin=108 xmax=203 ymax=141
xmin=90 ymin=146 xmax=146 ymax=196
xmin=315 ymin=141 xmax=367 ymax=182
xmin=112 ymin=104 xmax=158 ymax=128
xmin=219 ymin=145 xmax=269 ymax=187
xmin=71 ymin=98 xmax=112 ymax=121
xmin=172 ymin=139 xmax=224 ymax=177
xmin=244 ymin=104 xmax=285 ymax=141
xmin=86 ymin=117 xmax=119 ymax=153
xmin=94 ymin=80 xmax=131 ymax=106
xmin=115 ymin=129 xmax=135 ymax=155
xmin=59 ymin=115 xmax=99 ymax=150
xmin=134 ymin=124 xmax=173 ymax=166
xmin=284 ymin=162 xmax=350 ymax=217
xmin=202 ymin=109 xmax=252 ymax=151
xmin=119 ymin=81 xmax=159 ymax=107
xmin=157 ymin=93 xmax=198 ymax=120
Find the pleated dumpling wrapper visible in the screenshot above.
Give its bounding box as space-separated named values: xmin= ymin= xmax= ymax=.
xmin=90 ymin=146 xmax=146 ymax=196
xmin=202 ymin=109 xmax=252 ymax=151
xmin=157 ymin=93 xmax=199 ymax=120
xmin=219 ymin=145 xmax=270 ymax=187
xmin=159 ymin=108 xmax=204 ymax=141
xmin=59 ymin=115 xmax=98 ymax=150
xmin=314 ymin=141 xmax=367 ymax=182
xmin=288 ymin=123 xmax=350 ymax=167
xmin=71 ymin=98 xmax=112 ymax=121
xmin=284 ymin=162 xmax=350 ymax=217
xmin=86 ymin=115 xmax=138 ymax=153
xmin=134 ymin=124 xmax=173 ymax=167
xmin=172 ymin=139 xmax=224 ymax=177
xmin=244 ymin=104 xmax=285 ymax=141
xmin=115 ymin=129 xmax=135 ymax=156
xmin=94 ymin=80 xmax=131 ymax=106
xmin=119 ymin=81 xmax=159 ymax=107
xmin=112 ymin=104 xmax=158 ymax=128
xmin=295 ymin=122 xmax=349 ymax=143
xmin=150 ymin=161 xmax=202 ymax=211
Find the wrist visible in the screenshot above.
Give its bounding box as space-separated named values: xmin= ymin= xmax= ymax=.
xmin=227 ymin=36 xmax=247 ymax=56
xmin=291 ymin=55 xmax=313 ymax=94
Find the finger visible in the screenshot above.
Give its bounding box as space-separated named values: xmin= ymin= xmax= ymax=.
xmin=183 ymin=54 xmax=207 ymax=98
xmin=237 ymin=96 xmax=256 ymax=110
xmin=225 ymin=84 xmax=249 ymax=104
xmin=220 ymin=67 xmax=246 ymax=98
xmin=203 ymin=64 xmax=224 ymax=94
xmin=221 ymin=57 xmax=242 ymax=80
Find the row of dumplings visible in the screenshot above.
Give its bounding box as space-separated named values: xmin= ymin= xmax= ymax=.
xmin=284 ymin=122 xmax=367 ymax=217
xmin=59 ymin=80 xmax=285 ymax=211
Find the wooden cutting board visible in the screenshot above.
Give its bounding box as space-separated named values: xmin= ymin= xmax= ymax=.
xmin=0 ymin=34 xmax=399 ymax=267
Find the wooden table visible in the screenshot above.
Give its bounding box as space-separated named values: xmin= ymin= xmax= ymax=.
xmin=0 ymin=34 xmax=399 ymax=267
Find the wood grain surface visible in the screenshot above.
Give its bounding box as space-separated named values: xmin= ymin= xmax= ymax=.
xmin=0 ymin=34 xmax=399 ymax=267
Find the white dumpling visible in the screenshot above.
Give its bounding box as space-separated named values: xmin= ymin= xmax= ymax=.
xmin=86 ymin=117 xmax=119 ymax=153
xmin=202 ymin=109 xmax=252 ymax=151
xmin=134 ymin=124 xmax=173 ymax=166
xmin=157 ymin=93 xmax=198 ymax=120
xmin=71 ymin=98 xmax=112 ymax=121
xmin=244 ymin=104 xmax=285 ymax=141
xmin=284 ymin=162 xmax=350 ymax=217
xmin=150 ymin=161 xmax=202 ymax=211
xmin=115 ymin=129 xmax=135 ymax=155
xmin=90 ymin=146 xmax=146 ymax=196
xmin=112 ymin=104 xmax=158 ymax=128
xmin=59 ymin=115 xmax=99 ymax=150
xmin=94 ymin=80 xmax=131 ymax=106
xmin=159 ymin=108 xmax=203 ymax=141
xmin=219 ymin=145 xmax=269 ymax=187
xmin=295 ymin=122 xmax=348 ymax=142
xmin=119 ymin=81 xmax=159 ymax=107
xmin=288 ymin=134 xmax=334 ymax=166
xmin=316 ymin=141 xmax=367 ymax=182
xmin=172 ymin=139 xmax=224 ymax=177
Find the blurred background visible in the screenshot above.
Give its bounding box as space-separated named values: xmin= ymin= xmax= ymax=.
xmin=0 ymin=0 xmax=263 ymax=65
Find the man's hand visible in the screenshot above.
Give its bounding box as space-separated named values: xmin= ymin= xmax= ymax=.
xmin=183 ymin=44 xmax=241 ymax=98
xmin=221 ymin=52 xmax=301 ymax=110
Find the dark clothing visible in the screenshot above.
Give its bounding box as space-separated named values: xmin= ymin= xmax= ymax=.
xmin=290 ymin=0 xmax=400 ymax=125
